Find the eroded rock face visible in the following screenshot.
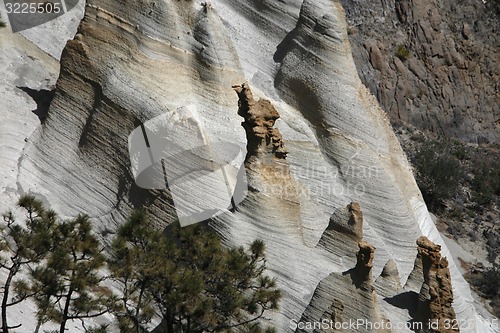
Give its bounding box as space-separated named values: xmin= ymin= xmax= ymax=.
xmin=298 ymin=238 xmax=388 ymax=332
xmin=353 ymin=240 xmax=376 ymax=291
xmin=318 ymin=202 xmax=364 ymax=266
xmin=405 ymin=249 xmax=425 ymax=293
xmin=375 ymin=259 xmax=403 ymax=298
xmin=416 ymin=236 xmax=459 ymax=333
xmin=232 ymin=82 xmax=299 ymax=204
xmin=340 ymin=0 xmax=499 ymax=143
xmin=233 ymin=82 xmax=288 ymax=161
xmin=300 ymin=203 xmax=384 ymax=331
xmin=2 ymin=0 xmax=494 ymax=331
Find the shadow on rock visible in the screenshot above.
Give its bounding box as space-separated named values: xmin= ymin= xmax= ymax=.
xmin=17 ymin=86 xmax=55 ymax=122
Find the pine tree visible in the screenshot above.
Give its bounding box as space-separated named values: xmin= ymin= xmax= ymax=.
xmin=0 ymin=195 xmax=56 ymax=333
xmin=110 ymin=212 xmax=281 ymax=333
xmin=108 ymin=210 xmax=170 ymax=333
xmin=26 ymin=214 xmax=117 ymax=333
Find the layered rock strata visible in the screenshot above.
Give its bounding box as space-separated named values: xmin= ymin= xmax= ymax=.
xmin=298 ymin=239 xmax=389 ymax=332
xmin=416 ymin=236 xmax=459 ymax=333
xmin=318 ymin=202 xmax=364 ymax=263
xmin=0 ymin=0 xmax=496 ymax=331
xmin=374 ymin=259 xmax=403 ymax=298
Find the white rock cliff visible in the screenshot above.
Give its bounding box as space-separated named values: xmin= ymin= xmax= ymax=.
xmin=0 ymin=0 xmax=498 ymax=332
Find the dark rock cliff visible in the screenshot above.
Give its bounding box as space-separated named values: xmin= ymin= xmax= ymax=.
xmin=340 ymin=0 xmax=499 ymax=143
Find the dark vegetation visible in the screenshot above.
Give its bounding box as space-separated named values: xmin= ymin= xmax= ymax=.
xmin=110 ymin=211 xmax=281 ymax=333
xmin=406 ymin=134 xmax=500 ymax=316
xmin=410 ymin=137 xmax=499 ymax=231
xmin=0 ymin=196 xmax=281 ymax=333
xmin=411 ymin=140 xmax=462 ymax=212
xmin=467 ymin=265 xmax=500 ymax=317
xmin=395 ymin=45 xmax=411 ymax=61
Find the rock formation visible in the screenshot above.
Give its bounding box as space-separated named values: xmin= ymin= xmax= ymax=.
xmin=352 ymin=240 xmax=377 ymax=291
xmin=340 ymin=0 xmax=499 ymax=143
xmin=231 ymin=82 xmax=299 ymax=204
xmin=233 ymin=82 xmax=288 ymax=161
xmin=318 ymin=202 xmax=364 ymax=266
xmin=405 ymin=249 xmax=426 ymax=294
xmin=0 ymin=0 xmax=497 ymax=332
xmin=375 ymin=259 xmax=403 ymax=298
xmin=298 ymin=240 xmax=389 ymax=332
xmin=415 ymin=236 xmax=459 ymax=333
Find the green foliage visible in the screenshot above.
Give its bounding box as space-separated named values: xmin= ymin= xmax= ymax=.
xmin=27 ymin=214 xmax=117 ymax=333
xmin=395 ymin=45 xmax=410 ymax=61
xmin=110 ymin=212 xmax=281 ymax=333
xmin=0 ymin=195 xmax=57 ymax=333
xmin=1 ymin=200 xmax=281 ymax=333
xmin=477 ymin=266 xmax=500 ymax=297
xmin=471 ymin=157 xmax=500 ymax=207
xmin=109 ymin=210 xmax=169 ymax=332
xmin=412 ymin=140 xmax=462 ymax=211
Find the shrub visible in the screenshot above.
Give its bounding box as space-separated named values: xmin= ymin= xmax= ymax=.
xmin=451 ymin=141 xmax=467 ymax=160
xmin=471 ymin=158 xmax=500 ymax=207
xmin=486 ymin=0 xmax=500 ymax=17
xmin=476 ymin=266 xmax=500 ymax=297
xmin=412 ymin=140 xmax=462 ymax=211
xmin=469 ymin=265 xmax=500 ymax=317
xmin=0 ymin=13 xmax=6 ymax=28
xmin=446 ymin=204 xmax=463 ymax=221
xmin=395 ymin=45 xmax=411 ymax=61
xmin=110 ymin=212 xmax=281 ymax=333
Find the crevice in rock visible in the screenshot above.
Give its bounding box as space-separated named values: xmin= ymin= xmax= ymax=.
xmin=17 ymin=86 xmax=55 ymax=123
xmin=78 ymin=80 xmax=102 ymax=148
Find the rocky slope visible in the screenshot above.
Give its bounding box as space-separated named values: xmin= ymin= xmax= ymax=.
xmin=0 ymin=0 xmax=498 ymax=332
xmin=340 ymin=0 xmax=499 ymax=143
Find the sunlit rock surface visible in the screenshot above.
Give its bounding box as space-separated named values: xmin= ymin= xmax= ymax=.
xmin=297 ymin=241 xmax=390 ymax=333
xmin=339 ymin=0 xmax=499 ymax=143
xmin=415 ymin=236 xmax=458 ymax=333
xmin=0 ymin=0 xmax=498 ymax=332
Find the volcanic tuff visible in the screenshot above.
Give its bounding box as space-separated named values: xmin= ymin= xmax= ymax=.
xmin=0 ymin=0 xmax=498 ymax=332
xmin=297 ymin=241 xmax=389 ymax=333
